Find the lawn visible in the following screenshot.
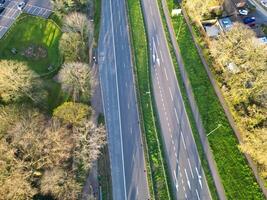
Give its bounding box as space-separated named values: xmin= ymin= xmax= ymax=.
xmin=165 ymin=4 xmax=264 ymax=199
xmin=127 ymin=0 xmax=171 ymax=199
xmin=0 ymin=14 xmax=67 ymax=111
xmin=0 ymin=14 xmax=62 ymax=76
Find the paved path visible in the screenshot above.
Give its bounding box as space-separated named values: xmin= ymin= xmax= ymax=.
xmin=141 ymin=0 xmax=212 ymax=199
xmin=98 ymin=0 xmax=150 ymax=199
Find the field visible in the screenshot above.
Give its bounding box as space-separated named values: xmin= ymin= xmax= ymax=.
xmin=0 ymin=14 xmax=67 ymax=111
xmin=127 ymin=0 xmax=171 ymax=199
xmin=166 ymin=3 xmax=264 ymax=199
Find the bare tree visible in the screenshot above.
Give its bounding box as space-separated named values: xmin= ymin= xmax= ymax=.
xmin=63 ymin=12 xmax=93 ymax=45
xmin=73 ymin=121 xmax=106 ymax=173
xmin=40 ymin=168 xmax=81 ymax=200
xmin=58 ymin=62 xmax=93 ymax=102
xmin=59 ymin=32 xmax=88 ymax=62
xmin=0 ymin=60 xmax=45 ymax=103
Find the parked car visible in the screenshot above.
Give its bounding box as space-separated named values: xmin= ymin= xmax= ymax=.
xmin=238 ymin=9 xmax=249 ymax=16
xmin=0 ymin=0 xmax=5 ymax=6
xmin=261 ymin=0 xmax=267 ymax=7
xmin=0 ymin=6 xmax=4 ymax=14
xmin=17 ymin=1 xmax=26 ymax=10
xmin=243 ymin=16 xmax=256 ymax=24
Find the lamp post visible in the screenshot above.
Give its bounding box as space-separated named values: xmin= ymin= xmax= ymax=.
xmin=207 ymin=124 xmax=222 ymax=137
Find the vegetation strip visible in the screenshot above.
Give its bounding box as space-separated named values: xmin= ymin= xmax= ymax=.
xmin=126 ymin=0 xmax=171 ymax=199
xmin=163 ymin=1 xmax=264 ymax=199
xmin=155 ymin=0 xmax=219 ymax=199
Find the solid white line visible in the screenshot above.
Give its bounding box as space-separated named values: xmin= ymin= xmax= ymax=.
xmin=187 ymin=158 xmax=194 ymax=178
xmin=181 ymin=131 xmax=186 ymax=149
xmin=184 ymin=168 xmax=191 ymax=190
xmin=168 ymin=87 xmax=173 ymax=101
xmin=109 ymin=0 xmax=127 ymax=198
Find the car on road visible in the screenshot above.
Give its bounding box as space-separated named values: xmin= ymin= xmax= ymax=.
xmin=243 ymin=16 xmax=256 ymax=24
xmin=261 ymin=0 xmax=267 ymax=8
xmin=0 ymin=6 xmax=4 ymax=14
xmin=0 ymin=0 xmax=5 ymax=6
xmin=238 ymin=9 xmax=249 ymax=16
xmin=17 ymin=1 xmax=26 ymax=10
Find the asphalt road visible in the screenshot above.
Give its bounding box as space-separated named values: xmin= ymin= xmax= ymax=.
xmin=141 ymin=0 xmax=212 ymax=199
xmin=98 ymin=0 xmax=150 ymax=199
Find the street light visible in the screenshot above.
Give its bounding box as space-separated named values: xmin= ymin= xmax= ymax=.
xmin=207 ymin=124 xmax=222 ymax=137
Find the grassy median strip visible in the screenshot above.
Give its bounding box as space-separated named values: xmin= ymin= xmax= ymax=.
xmin=126 ymin=0 xmax=171 ymax=199
xmin=155 ymin=1 xmax=219 ymax=199
xmin=164 ymin=1 xmax=264 ymax=199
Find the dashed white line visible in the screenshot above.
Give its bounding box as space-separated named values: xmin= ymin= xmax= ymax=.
xmin=196 ymin=189 xmax=200 ymax=200
xmin=187 ymin=158 xmax=194 ymax=178
xmin=173 ymin=170 xmax=179 ymax=191
xmin=164 ymin=67 xmax=169 ymax=81
xmin=184 ymin=168 xmax=191 ymax=190
xmin=181 ymin=131 xmax=186 ymax=149
xmin=168 ymin=87 xmax=173 ymax=101
xmin=159 ymin=50 xmax=164 ymax=62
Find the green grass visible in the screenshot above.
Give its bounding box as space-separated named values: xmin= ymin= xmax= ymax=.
xmin=169 ymin=8 xmax=264 ymax=200
xmin=127 ymin=0 xmax=171 ymax=199
xmin=0 ymin=14 xmax=67 ymax=112
xmin=0 ymin=14 xmax=62 ymax=76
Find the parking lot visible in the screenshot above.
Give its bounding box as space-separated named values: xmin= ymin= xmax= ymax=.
xmin=0 ymin=0 xmax=52 ymax=39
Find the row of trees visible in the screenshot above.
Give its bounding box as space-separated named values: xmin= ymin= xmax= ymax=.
xmin=0 ymin=1 xmax=103 ymax=200
xmin=210 ymin=23 xmax=267 ymax=180
xmin=184 ymin=0 xmax=267 ymax=182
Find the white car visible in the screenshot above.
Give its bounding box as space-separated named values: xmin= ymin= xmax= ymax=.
xmin=17 ymin=1 xmax=26 ymax=10
xmin=261 ymin=0 xmax=267 ymax=8
xmin=238 ymin=9 xmax=248 ymax=16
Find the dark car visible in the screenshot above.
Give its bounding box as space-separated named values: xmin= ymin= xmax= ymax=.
xmin=0 ymin=6 xmax=4 ymax=14
xmin=0 ymin=0 xmax=5 ymax=6
xmin=243 ymin=17 xmax=256 ymax=24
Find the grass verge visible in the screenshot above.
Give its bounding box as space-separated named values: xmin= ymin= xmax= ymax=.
xmin=93 ymin=0 xmax=101 ymax=44
xmin=127 ymin=0 xmax=171 ymax=199
xmin=156 ymin=1 xmax=219 ymax=199
xmin=163 ymin=1 xmax=264 ymax=199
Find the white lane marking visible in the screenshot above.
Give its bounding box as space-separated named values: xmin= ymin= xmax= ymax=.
xmin=174 ymin=108 xmax=179 ymax=123
xmin=153 ymin=20 xmax=156 ymax=30
xmin=173 ymin=145 xmax=176 ymax=152
xmin=164 ymin=67 xmax=169 ymax=81
xmin=109 ymin=0 xmax=127 ymax=198
xmin=196 ymin=189 xmax=200 ymax=200
xmin=171 ymin=139 xmax=174 ymax=145
xmin=173 ymin=170 xmax=179 ymax=191
xmin=128 ymin=102 xmax=130 ymax=110
xmin=168 ymin=87 xmax=173 ymax=101
xmin=156 ymin=35 xmax=160 ymax=46
xmin=187 ymin=158 xmax=194 ymax=178
xmin=175 ymin=152 xmax=177 ymax=157
xmin=195 ymin=167 xmax=203 ymax=189
xmin=181 ymin=131 xmax=186 ymax=149
xmin=159 ymin=50 xmax=164 ymax=62
xmin=185 ymin=193 xmax=188 ymax=199
xmin=184 ymin=168 xmax=191 ymax=190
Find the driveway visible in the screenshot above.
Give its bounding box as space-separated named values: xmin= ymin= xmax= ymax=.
xmin=0 ymin=0 xmax=52 ymax=39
